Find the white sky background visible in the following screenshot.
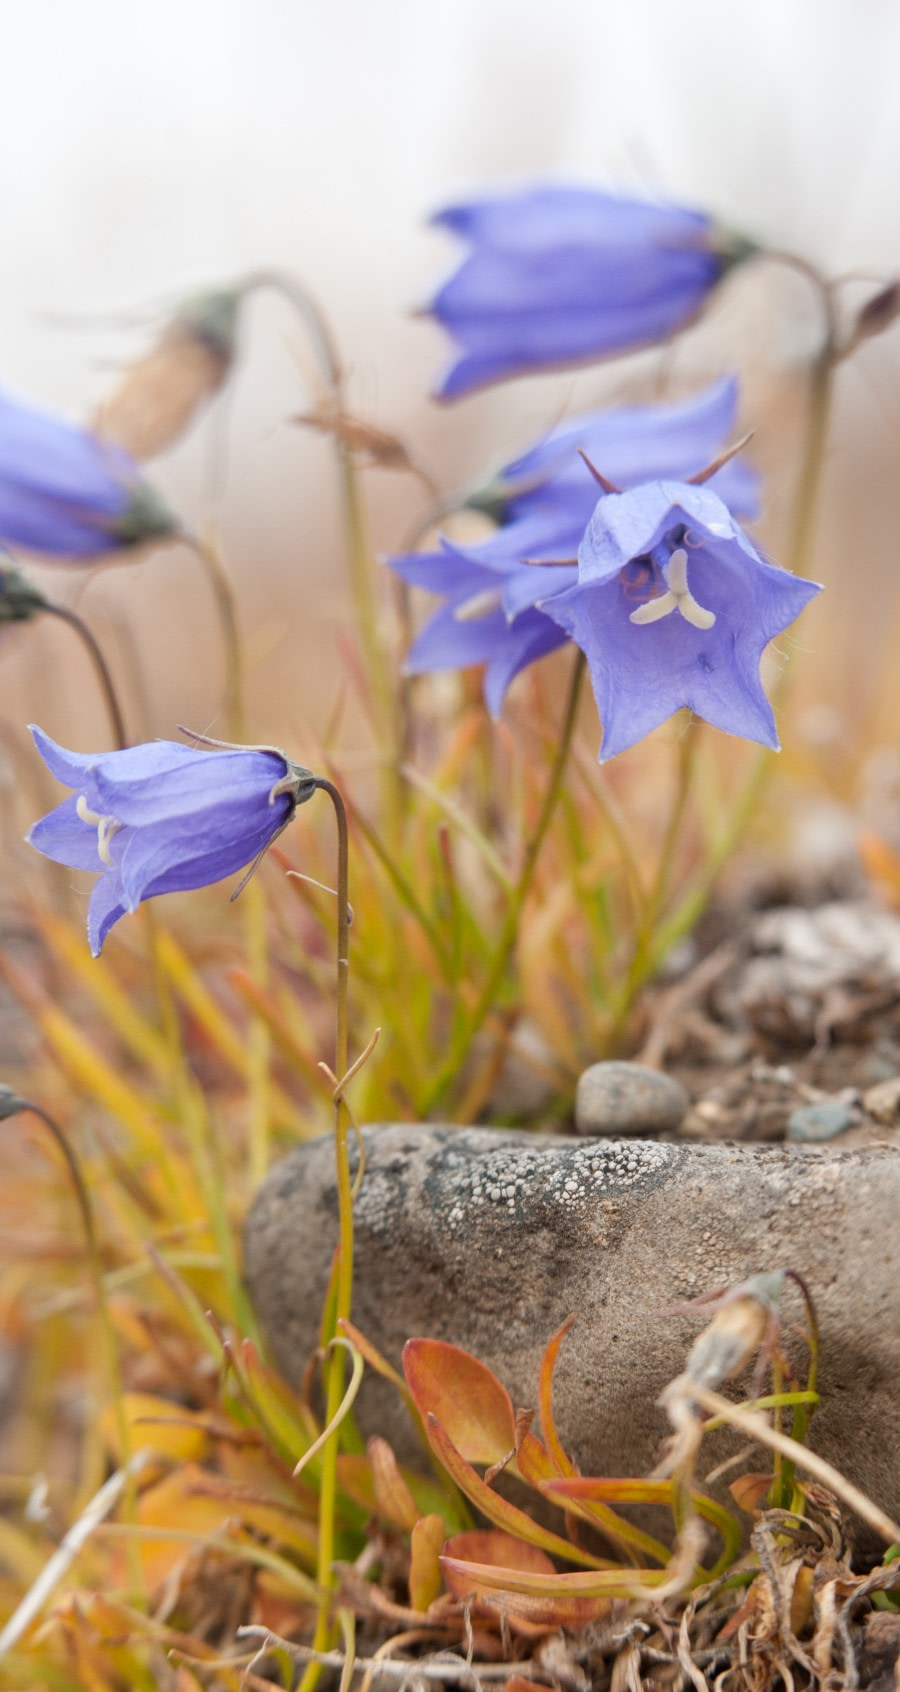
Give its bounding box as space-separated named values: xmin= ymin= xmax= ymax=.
xmin=1 ymin=0 xmax=899 ymax=752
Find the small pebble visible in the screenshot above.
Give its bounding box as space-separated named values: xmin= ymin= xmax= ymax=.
xmin=575 ymin=1061 xmax=689 ymax=1137
xmin=863 ymin=1075 xmax=900 ymax=1124
xmin=786 ymin=1099 xmax=856 ymax=1143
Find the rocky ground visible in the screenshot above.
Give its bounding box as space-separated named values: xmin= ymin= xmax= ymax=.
xmin=245 ymin=877 xmax=900 ymax=1692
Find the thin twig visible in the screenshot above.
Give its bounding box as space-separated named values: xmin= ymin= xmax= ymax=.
xmin=237 ymin=1628 xmax=539 ymax=1685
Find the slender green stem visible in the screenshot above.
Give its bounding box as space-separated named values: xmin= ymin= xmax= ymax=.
xmin=41 ymin=602 xmax=128 ymax=750
xmin=184 ymin=531 xmax=275 ymax=1185
xmin=304 ymin=777 xmax=353 ymax=1685
xmin=420 ymin=651 xmax=586 ymax=1117
xmin=608 ymin=717 xmax=700 ymax=1043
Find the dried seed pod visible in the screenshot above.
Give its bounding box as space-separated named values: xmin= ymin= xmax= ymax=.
xmin=94 ymin=287 xmax=241 ymax=460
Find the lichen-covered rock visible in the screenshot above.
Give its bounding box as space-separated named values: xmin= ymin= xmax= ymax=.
xmin=244 ymin=1128 xmax=900 ymax=1538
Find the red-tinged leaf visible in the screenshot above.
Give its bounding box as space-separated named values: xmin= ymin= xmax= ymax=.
xmin=729 ymin=1472 xmax=775 ymax=1516
xmin=410 ymin=1513 xmax=446 ymax=1614
xmin=548 ymin=1476 xmax=680 ymax=1505
xmin=403 ymin=1338 xmax=516 ymax=1465
xmin=337 ymin=1453 xmax=376 ymax=1515
xmin=338 ymin=1448 xmax=466 ymax=1534
xmin=515 ymin=1428 xmax=558 ymax=1490
xmin=541 ymin=1476 xmax=672 ymax=1567
xmin=440 ymin=1553 xmax=666 ymax=1612
xmin=507 ymin=1679 xmax=553 ymax=1692
xmin=442 ymin=1533 xmax=564 ymax=1638
xmin=443 ymin=1531 xmax=557 ymax=1585
xmin=545 ymin=1476 xmax=741 ymax=1574
xmin=369 ymin=1436 xmax=421 ymax=1530
xmin=424 ymin=1412 xmax=614 ymax=1570
xmin=537 ymin=1316 xmax=578 ymax=1477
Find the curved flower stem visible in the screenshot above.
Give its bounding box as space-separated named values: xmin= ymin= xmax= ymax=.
xmin=763 ymin=251 xmax=840 ymax=583
xmin=243 ymin=270 xmax=404 ymax=836
xmin=787 ymin=330 xmax=839 ymax=583
xmin=41 ymin=602 xmax=128 ymax=750
xmin=304 ymin=777 xmax=352 ymax=1684
xmin=420 ymin=651 xmax=586 ymax=1118
xmin=183 ymin=532 xmax=243 ymax=739
xmin=2 ymin=1093 xmax=144 ymax=1604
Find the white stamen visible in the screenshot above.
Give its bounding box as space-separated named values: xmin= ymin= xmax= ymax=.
xmin=630 ymin=592 xmax=677 ymax=625
xmin=454 ymin=588 xmax=503 ymax=622
xmin=76 ymin=793 xmax=123 ymax=867
xmin=76 ymin=795 xmax=104 ymax=826
xmin=628 ymin=547 xmax=716 ymax=630
xmin=680 ymin=597 xmax=717 ymax=631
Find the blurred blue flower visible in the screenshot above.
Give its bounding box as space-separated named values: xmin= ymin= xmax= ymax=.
xmin=0 ymin=389 xmax=178 ymax=558
xmin=538 ymin=481 xmax=821 ymax=760
xmin=430 ymin=186 xmax=751 ymax=399
xmin=27 ymin=728 xmax=317 ymax=954
xmin=388 ymin=379 xmax=758 ymax=717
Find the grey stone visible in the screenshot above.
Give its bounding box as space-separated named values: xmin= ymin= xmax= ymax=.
xmin=575 ymin=1060 xmax=689 ymax=1136
xmin=244 ymin=1128 xmax=900 ymax=1540
xmin=787 ymin=1099 xmax=857 ymax=1142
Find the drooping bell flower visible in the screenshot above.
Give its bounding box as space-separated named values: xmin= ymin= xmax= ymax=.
xmin=27 ymin=728 xmax=317 ymax=954
xmin=0 ymin=388 xmax=179 ymax=558
xmin=387 ymin=379 xmax=758 ymax=717
xmin=537 ymin=480 xmax=822 ymax=760
xmin=429 ymin=185 xmax=754 ymax=399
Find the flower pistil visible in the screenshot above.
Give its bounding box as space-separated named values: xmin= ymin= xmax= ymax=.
xmin=628 ymin=542 xmax=716 ymax=630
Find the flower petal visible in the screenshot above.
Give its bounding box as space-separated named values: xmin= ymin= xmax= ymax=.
xmin=405 ymin=600 xmax=512 ymax=676
xmin=87 ymin=871 xmax=129 ymax=957
xmin=30 ymin=725 xmax=104 ymax=790
xmin=429 ymin=187 xmax=725 ymax=398
xmin=93 ymin=746 xmax=287 ymax=826
xmin=483 ymin=612 xmax=569 ymax=718
xmin=117 ymin=806 xmax=292 ymax=908
xmin=0 ymin=390 xmax=134 ymax=509
xmin=27 ymin=793 xmax=107 ymax=871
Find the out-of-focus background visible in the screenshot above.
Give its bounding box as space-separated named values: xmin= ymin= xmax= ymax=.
xmin=1 ymin=0 xmax=899 ymax=767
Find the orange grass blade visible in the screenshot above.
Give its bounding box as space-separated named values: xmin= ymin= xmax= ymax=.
xmin=537 ymin=1316 xmax=578 ymax=1477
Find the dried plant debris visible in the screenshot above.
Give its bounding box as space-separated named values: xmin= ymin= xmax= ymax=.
xmin=635 ymin=901 xmax=900 ymax=1143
